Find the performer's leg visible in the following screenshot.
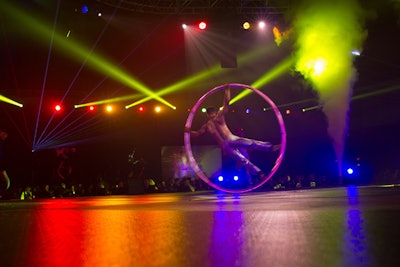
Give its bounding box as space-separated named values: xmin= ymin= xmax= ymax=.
xmin=229 ymin=135 xmax=275 ymax=151
xmin=225 ymin=147 xmax=261 ymax=175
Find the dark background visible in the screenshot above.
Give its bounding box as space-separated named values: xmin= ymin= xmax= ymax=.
xmin=0 ymin=0 xmax=399 ymax=187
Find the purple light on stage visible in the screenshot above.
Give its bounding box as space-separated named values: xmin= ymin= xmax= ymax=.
xmin=347 ymin=168 xmax=354 ymax=175
xmin=81 ymin=5 xmax=89 ymax=14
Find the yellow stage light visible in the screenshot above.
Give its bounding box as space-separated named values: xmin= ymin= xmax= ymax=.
xmin=106 ymin=105 xmax=113 ymax=112
xmin=0 ymin=94 xmax=23 ymax=107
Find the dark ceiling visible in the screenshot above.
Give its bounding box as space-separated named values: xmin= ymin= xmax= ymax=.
xmin=0 ymin=0 xmax=399 ymax=183
xmin=95 ymin=0 xmax=291 ymax=14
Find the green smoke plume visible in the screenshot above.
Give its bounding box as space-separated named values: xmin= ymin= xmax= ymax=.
xmin=290 ymin=0 xmax=368 ymax=177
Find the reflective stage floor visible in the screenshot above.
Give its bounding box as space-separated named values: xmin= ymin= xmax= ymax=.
xmin=1 ymin=185 xmax=400 ymax=267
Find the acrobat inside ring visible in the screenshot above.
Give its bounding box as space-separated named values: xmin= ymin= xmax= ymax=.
xmin=184 ymin=83 xmax=286 ymax=193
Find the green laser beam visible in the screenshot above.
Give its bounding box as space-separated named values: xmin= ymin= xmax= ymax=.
xmin=0 ymin=94 xmax=23 ymax=107
xmin=74 ymin=93 xmax=141 ymax=108
xmin=0 ymin=2 xmax=174 ymax=109
xmin=230 ymin=56 xmax=295 ymax=104
xmin=302 ymin=85 xmax=400 ymax=111
xmin=126 ymin=42 xmax=278 ymax=108
xmin=126 ymin=65 xmax=230 ymax=108
xmin=264 ymin=98 xmax=317 ymax=111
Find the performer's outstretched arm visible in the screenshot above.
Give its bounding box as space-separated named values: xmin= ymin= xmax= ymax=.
xmin=185 ymin=124 xmax=207 ymax=137
xmin=221 ymin=84 xmax=230 ymax=115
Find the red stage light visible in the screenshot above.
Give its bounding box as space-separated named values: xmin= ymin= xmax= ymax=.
xmin=138 ymin=106 xmax=145 ymax=112
xmin=198 ymin=21 xmax=207 ymax=30
xmin=54 ymin=104 xmax=62 ymax=112
xmin=88 ymin=105 xmax=96 ymax=112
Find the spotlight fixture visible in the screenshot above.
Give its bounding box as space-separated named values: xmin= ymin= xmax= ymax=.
xmin=243 ymin=22 xmax=250 ymax=30
xmin=81 ymin=5 xmax=89 ymax=14
xmin=54 ymin=104 xmax=62 ymax=112
xmin=347 ymin=168 xmax=354 ymax=175
xmin=198 ymin=21 xmax=207 ymax=30
xmin=258 ymin=21 xmax=266 ymax=29
xmin=105 ymin=105 xmax=113 ymax=112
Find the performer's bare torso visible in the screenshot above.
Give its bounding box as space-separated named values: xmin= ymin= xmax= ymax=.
xmin=205 ymin=112 xmax=232 ymax=146
xmin=187 ymin=85 xmax=279 ymax=179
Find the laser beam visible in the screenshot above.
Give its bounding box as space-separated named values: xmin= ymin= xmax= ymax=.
xmin=0 ymin=94 xmax=23 ymax=107
xmin=230 ymin=56 xmax=295 ymax=104
xmin=75 ymin=93 xmax=141 ymax=108
xmin=0 ymin=2 xmax=174 ymax=109
xmin=126 ymin=41 xmax=278 ymax=108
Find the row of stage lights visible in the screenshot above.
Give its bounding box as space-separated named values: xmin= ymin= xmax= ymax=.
xmin=79 ymin=3 xmax=269 ymax=32
xmin=53 ymin=104 xmax=163 ymax=114
xmin=217 ymin=175 xmax=240 ymax=182
xmin=51 ymin=103 xmax=315 ymax=116
xmin=182 ymin=20 xmax=268 ymax=31
xmin=1 ymin=93 xmax=318 ymax=115
xmin=215 ymin=156 xmax=363 ymax=183
xmin=79 ymin=4 xmax=269 ymax=31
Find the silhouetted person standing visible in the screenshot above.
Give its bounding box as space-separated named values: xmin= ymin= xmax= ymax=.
xmin=0 ymin=129 xmax=10 ymax=194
